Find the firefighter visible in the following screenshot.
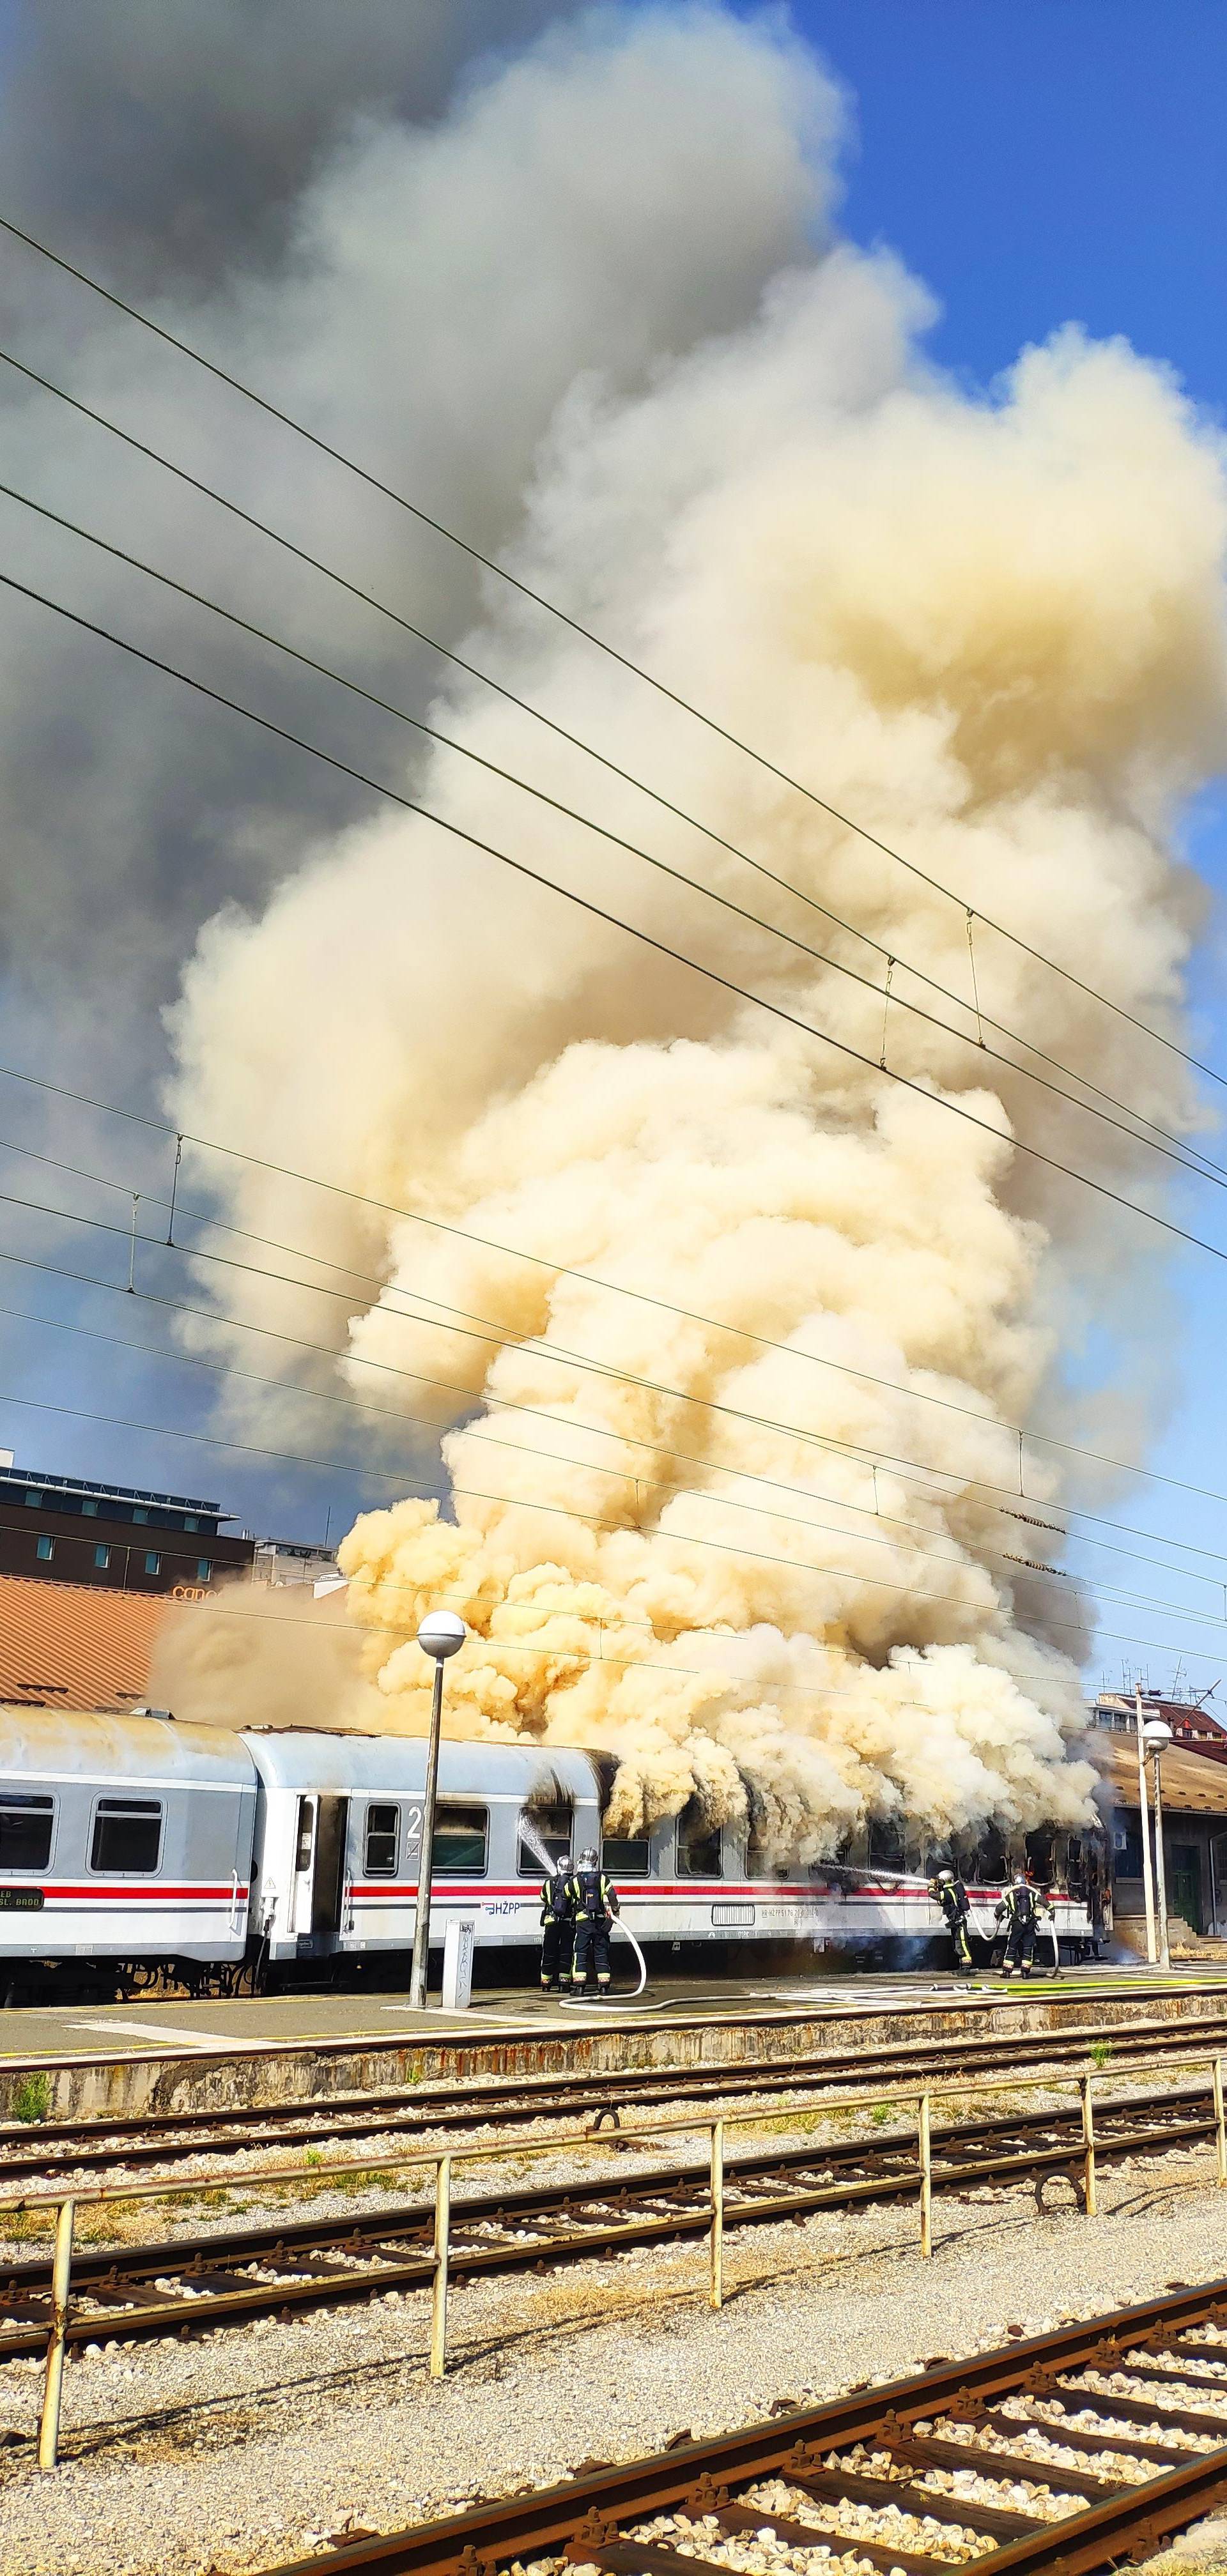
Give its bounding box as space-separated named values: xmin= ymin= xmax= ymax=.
xmin=539 ymin=1860 xmax=575 ymax=1993
xmin=929 ymin=1866 xmax=973 ymax=1974
xmin=567 ymin=1846 xmax=621 ymax=1990
xmin=995 ymin=1871 xmax=1042 ymax=1977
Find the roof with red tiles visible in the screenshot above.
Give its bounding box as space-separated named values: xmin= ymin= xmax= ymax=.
xmin=0 ymin=1574 xmax=166 ymax=1712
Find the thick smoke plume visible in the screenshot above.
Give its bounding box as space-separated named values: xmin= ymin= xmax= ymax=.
xmin=153 ymin=8 xmax=1226 ymax=1851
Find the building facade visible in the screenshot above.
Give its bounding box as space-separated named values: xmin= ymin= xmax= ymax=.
xmin=1090 ymin=1694 xmax=1227 ymax=1942
xmin=0 ymin=1455 xmax=255 ymax=1596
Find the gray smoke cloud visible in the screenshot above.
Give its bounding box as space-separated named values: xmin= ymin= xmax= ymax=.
xmin=0 ymin=1 xmax=562 ymax=288
xmin=0 ymin=0 xmax=835 ymax=1018
xmin=0 ymin=1 xmax=844 ymax=1535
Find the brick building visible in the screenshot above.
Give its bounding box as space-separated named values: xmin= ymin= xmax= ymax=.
xmin=0 ymin=1453 xmax=255 ymax=1596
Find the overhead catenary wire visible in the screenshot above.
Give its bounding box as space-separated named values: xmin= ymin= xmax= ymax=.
xmin=13 ymin=1147 xmax=1227 ymax=1560
xmin=9 ymin=1090 xmax=1227 ymax=1600
xmin=2 ymin=1367 xmax=1221 ymax=1643
xmin=1 ymin=247 xmax=1222 ymax=1702
xmin=9 ymin=562 xmax=1227 ymax=1353
xmin=0 ymin=407 xmax=1216 ymax=1586
xmin=4 ymin=1057 xmax=1227 ymax=1533
xmin=0 ymin=418 xmax=1219 ymax=1200
xmin=0 ymin=1122 xmax=1188 ymax=1521
xmin=0 ymin=448 xmax=1212 ymax=1497
xmin=5 ymin=1177 xmax=1227 ymax=1642
xmin=0 ymin=1480 xmax=1216 ymax=1683
xmin=0 ymin=1380 xmax=1221 ymax=1664
xmin=5 ymin=1239 xmax=1227 ymax=1612
xmin=3 ymin=209 xmax=1224 ymax=1107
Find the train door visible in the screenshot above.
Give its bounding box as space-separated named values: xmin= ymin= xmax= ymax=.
xmin=289 ymin=1795 xmax=316 ymax=1936
xmin=312 ymin=1795 xmax=350 ymax=1938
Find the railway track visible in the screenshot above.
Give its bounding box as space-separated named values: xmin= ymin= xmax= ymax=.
xmin=256 ymin=2271 xmax=1227 ymax=2576
xmin=8 ymin=2007 xmax=1227 ymax=2187
xmin=0 ymin=2081 xmax=1222 ymax=2361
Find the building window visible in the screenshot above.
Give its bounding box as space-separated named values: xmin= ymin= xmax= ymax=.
xmin=94 ymin=1544 xmax=111 ymax=1570
xmin=0 ymin=1794 xmax=54 ymax=1871
xmin=90 ymin=1798 xmax=162 ymax=1874
xmin=35 ymin=1534 xmax=54 ymax=1562
xmin=433 ymin=1804 xmax=488 ymax=1874
xmin=132 ymin=1506 xmax=148 ymax=1524
xmin=82 ymin=1499 xmax=97 ymax=1517
xmin=196 ymin=1558 xmax=212 ymax=1583
xmin=24 ymin=1489 xmax=42 ymax=1507
xmin=364 ymin=1803 xmax=399 ymax=1876
xmin=144 ymin=1551 xmax=161 ymax=1575
xmin=184 ymin=1515 xmax=198 ymax=1531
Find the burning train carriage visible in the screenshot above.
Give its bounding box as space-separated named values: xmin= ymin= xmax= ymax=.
xmin=0 ymin=1706 xmax=1106 ymax=1998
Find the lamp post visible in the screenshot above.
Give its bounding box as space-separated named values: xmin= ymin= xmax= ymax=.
xmin=1135 ymin=1686 xmax=1159 ymax=1965
xmin=1142 ymin=1717 xmax=1174 ymax=1974
xmin=408 ymin=1611 xmax=467 ymax=2012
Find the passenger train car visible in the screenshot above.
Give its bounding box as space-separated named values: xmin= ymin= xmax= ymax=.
xmin=0 ymin=1707 xmax=1106 ymax=1999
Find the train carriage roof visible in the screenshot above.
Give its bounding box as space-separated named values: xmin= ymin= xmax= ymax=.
xmin=0 ymin=1705 xmax=258 ymax=1788
xmin=240 ymin=1731 xmax=600 ymax=1801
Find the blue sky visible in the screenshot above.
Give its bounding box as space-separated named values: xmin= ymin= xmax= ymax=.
xmin=776 ymin=0 xmax=1227 ymax=1694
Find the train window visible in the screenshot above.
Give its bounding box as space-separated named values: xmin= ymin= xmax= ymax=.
xmin=433 ymin=1804 xmax=488 ymax=1874
xmin=1025 ymin=1829 xmax=1054 ymax=1883
xmin=747 ymin=1828 xmax=776 ymax=1879
xmin=364 ymin=1804 xmax=399 ymax=1876
xmin=602 ymin=1837 xmax=649 ymax=1874
xmin=518 ymin=1803 xmax=572 ymax=1875
xmin=294 ymin=1797 xmax=314 ymax=1872
xmin=90 ymin=1798 xmax=162 ymax=1874
xmin=868 ymin=1820 xmax=904 ymax=1870
xmin=678 ymin=1809 xmax=723 ymax=1878
xmin=964 ymin=1827 xmax=1008 ymax=1883
xmin=0 ymin=1794 xmax=53 ymax=1871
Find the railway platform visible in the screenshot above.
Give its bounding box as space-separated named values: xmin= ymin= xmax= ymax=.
xmin=2 ymin=1956 xmax=1226 ymax=2056
xmin=3 ymin=1960 xmax=1227 ymax=2120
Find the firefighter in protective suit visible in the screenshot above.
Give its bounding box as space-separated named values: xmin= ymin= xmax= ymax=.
xmin=929 ymin=1867 xmax=973 ymax=1974
xmin=539 ymin=1864 xmax=575 ymax=1992
xmin=995 ymin=1871 xmax=1049 ymax=1977
xmin=567 ymin=1848 xmax=621 ymax=1990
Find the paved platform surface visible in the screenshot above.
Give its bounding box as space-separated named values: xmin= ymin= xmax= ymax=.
xmin=2 ymin=1959 xmax=1224 ymax=2062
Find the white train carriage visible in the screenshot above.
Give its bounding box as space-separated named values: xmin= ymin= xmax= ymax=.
xmin=0 ymin=1708 xmax=256 ymax=1983
xmin=246 ymin=1733 xmax=601 ymax=1962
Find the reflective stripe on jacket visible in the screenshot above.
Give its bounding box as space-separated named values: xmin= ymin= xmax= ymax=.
xmin=567 ymin=1869 xmax=619 ymax=1920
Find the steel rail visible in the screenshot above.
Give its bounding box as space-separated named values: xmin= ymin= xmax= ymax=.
xmin=10 ymin=2006 xmax=1227 ymax=2184
xmin=222 ymin=2275 xmax=1227 ymax=2576
xmin=1 ymin=2079 xmax=1223 ymax=2368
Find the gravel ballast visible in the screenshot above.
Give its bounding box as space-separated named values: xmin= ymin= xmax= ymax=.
xmin=5 ymin=2131 xmax=1227 ymax=2575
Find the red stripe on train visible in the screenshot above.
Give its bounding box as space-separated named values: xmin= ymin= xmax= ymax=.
xmin=8 ymin=1885 xmax=249 ymax=1902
